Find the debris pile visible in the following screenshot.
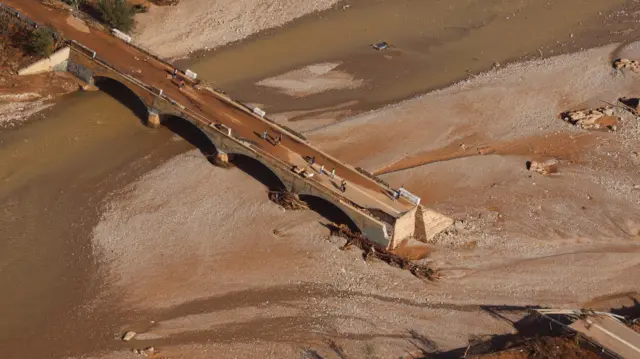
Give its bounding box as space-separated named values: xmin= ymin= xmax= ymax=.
xmin=560 ymin=107 xmax=619 ymax=131
xmin=329 ymin=224 xmax=437 ymax=280
xmin=527 ymin=159 xmax=558 ymax=176
xmin=132 ymin=347 xmax=155 ymax=358
xmin=470 ymin=335 xmax=600 ymax=359
xmin=614 ymin=58 xmax=640 ymax=73
xmin=269 ymin=191 xmax=309 ymax=210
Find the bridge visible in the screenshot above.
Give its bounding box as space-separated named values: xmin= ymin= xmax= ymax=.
xmin=4 ymin=0 xmax=453 ymax=248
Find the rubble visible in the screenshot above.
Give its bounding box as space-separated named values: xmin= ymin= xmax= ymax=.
xmin=527 ymin=159 xmax=558 ymax=176
xmin=329 ymin=224 xmax=438 ymax=280
xmin=122 ymin=331 xmax=136 ymax=341
xmin=133 ymin=347 xmax=155 ymax=357
xmin=268 ymin=191 xmax=309 ymax=210
xmin=613 ymin=58 xmax=640 ymax=73
xmin=560 ymin=107 xmax=619 ymax=131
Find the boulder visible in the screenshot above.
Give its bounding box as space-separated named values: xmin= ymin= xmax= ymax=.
xmin=528 ymin=159 xmax=558 ymax=176
xmin=122 ymin=331 xmax=136 ymax=341
xmin=561 ymin=107 xmax=619 ymax=131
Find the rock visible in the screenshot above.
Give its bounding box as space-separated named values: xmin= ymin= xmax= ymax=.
xmin=142 ymin=347 xmax=155 ymax=357
xmin=633 ymin=185 xmax=640 ymax=190
xmin=613 ymin=58 xmax=640 ymax=73
xmin=122 ymin=331 xmax=136 ymax=341
xmin=561 ymin=107 xmax=619 ymax=131
xmin=528 ymin=159 xmax=558 ymax=175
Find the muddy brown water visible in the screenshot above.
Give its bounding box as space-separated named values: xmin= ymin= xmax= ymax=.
xmin=183 ymin=0 xmax=639 ymax=123
xmin=0 ymin=88 xmax=189 ymax=357
xmin=2 ymin=0 xmax=640 ymax=357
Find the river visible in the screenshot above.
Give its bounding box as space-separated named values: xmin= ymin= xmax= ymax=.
xmin=0 ymin=0 xmax=638 ymax=356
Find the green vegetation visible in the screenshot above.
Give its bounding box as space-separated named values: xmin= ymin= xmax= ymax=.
xmin=96 ymin=0 xmax=135 ymax=32
xmin=61 ymin=0 xmax=85 ymax=10
xmin=27 ymin=28 xmax=55 ymax=57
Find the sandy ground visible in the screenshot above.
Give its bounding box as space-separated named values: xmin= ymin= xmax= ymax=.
xmin=0 ymin=71 xmax=78 ymax=127
xmin=307 ymin=42 xmax=640 ymax=246
xmin=84 ymin=41 xmax=640 ymax=358
xmin=257 ymin=62 xmax=363 ymax=97
xmin=133 ymin=0 xmax=340 ymax=59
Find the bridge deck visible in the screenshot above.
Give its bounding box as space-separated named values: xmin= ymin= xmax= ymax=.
xmin=4 ymin=0 xmax=415 ymax=219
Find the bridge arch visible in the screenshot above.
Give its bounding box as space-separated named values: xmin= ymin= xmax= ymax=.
xmin=161 ymin=115 xmax=218 ymax=158
xmin=297 ymin=194 xmax=360 ymax=233
xmin=226 ymin=153 xmax=287 ymax=192
xmin=92 ymin=76 xmax=149 ymax=123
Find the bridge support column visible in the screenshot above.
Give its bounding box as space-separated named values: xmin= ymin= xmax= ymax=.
xmin=212 ymin=150 xmax=229 ymax=167
xmin=215 ymin=151 xmax=229 ymax=164
xmin=147 ymin=109 xmax=160 ymax=128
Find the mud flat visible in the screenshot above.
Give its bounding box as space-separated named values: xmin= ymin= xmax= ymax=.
xmin=133 ymin=0 xmax=340 ymax=59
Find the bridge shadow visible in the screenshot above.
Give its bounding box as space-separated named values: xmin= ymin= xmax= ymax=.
xmin=162 ymin=115 xmax=218 ymax=157
xmin=299 ymin=195 xmax=359 ymax=233
xmin=93 ymin=76 xmax=148 ymax=124
xmin=159 ymin=116 xmax=287 ymax=192
xmin=229 ymin=153 xmax=286 ymax=192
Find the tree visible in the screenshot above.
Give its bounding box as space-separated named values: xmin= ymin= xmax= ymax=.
xmin=97 ymin=0 xmax=135 ymax=33
xmin=28 ymin=28 xmax=54 ymax=57
xmin=62 ymin=0 xmax=85 ymax=10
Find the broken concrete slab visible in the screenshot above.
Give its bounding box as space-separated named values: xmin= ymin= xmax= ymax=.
xmin=560 ymin=107 xmax=619 ymax=131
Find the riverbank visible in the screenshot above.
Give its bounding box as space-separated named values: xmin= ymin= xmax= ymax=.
xmin=133 ymin=0 xmax=341 ymax=59
xmin=0 ymin=70 xmax=78 ymax=126
xmin=0 ymin=9 xmax=79 ymax=126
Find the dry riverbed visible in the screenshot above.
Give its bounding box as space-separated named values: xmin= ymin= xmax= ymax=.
xmin=81 ymin=41 xmax=640 ymax=358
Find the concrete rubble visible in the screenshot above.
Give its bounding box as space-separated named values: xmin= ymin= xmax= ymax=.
xmin=122 ymin=331 xmax=136 ymax=341
xmin=560 ymin=106 xmax=619 ymax=131
xmin=132 ymin=347 xmax=155 ymax=357
xmin=614 ymin=58 xmax=640 ymax=73
xmin=528 ymin=159 xmax=559 ymax=176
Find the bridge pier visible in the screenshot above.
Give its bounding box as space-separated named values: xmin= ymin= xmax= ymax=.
xmin=147 ymin=109 xmax=161 ymax=128
xmin=215 ymin=151 xmax=229 ymax=165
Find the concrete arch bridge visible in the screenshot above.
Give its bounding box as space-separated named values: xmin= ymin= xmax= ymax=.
xmin=16 ymin=30 xmax=453 ymax=248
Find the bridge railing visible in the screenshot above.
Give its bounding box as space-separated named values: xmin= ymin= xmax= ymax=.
xmin=69 ymin=43 xmax=166 ymax=99
xmin=3 ymin=2 xmax=396 ymax=201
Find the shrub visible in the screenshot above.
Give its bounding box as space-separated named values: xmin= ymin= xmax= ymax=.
xmin=27 ymin=28 xmax=54 ymax=57
xmin=61 ymin=0 xmax=84 ymax=9
xmin=97 ymin=0 xmax=135 ymax=32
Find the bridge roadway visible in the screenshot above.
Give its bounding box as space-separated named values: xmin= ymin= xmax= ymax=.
xmin=4 ymin=0 xmax=427 ymax=246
